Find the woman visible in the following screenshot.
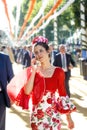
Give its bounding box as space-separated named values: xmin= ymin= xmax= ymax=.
xmin=7 ymin=36 xmax=76 ymax=130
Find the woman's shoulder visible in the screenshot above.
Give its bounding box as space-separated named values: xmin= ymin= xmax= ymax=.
xmin=54 ymin=66 xmax=65 ymax=76
xmin=54 ymin=66 xmax=64 ymax=72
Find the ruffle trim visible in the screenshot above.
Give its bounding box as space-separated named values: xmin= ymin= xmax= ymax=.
xmin=56 ymin=96 xmax=76 ymax=114
xmin=15 ymin=88 xmax=30 ymax=109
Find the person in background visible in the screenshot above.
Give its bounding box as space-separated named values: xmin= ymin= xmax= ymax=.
xmin=1 ymin=46 xmax=15 ymax=64
xmin=53 ymin=44 xmax=76 ymax=97
xmin=0 ymin=51 xmax=14 ymax=130
xmin=49 ymin=42 xmax=58 ymax=65
xmin=26 ymin=44 xmax=34 ymax=59
xmin=7 ymin=36 xmax=76 ymax=130
xmin=22 ymin=46 xmax=31 ymax=69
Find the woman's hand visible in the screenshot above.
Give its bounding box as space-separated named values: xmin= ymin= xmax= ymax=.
xmin=24 ymin=58 xmax=38 ymax=95
xmin=66 ymin=114 xmax=75 ymax=129
xmin=67 ymin=118 xmax=74 ymax=129
xmin=31 ymin=58 xmax=40 ymax=72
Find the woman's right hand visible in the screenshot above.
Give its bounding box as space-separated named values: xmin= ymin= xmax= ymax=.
xmin=31 ymin=58 xmax=39 ymax=73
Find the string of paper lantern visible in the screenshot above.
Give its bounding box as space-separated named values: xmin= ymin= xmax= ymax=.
xmin=22 ymin=0 xmax=50 ymax=39
xmin=18 ymin=0 xmax=36 ymax=39
xmin=24 ymin=0 xmax=75 ymax=41
xmin=2 ymin=0 xmax=13 ymax=38
xmin=31 ymin=0 xmax=75 ymax=37
xmin=23 ymin=0 xmax=62 ymax=40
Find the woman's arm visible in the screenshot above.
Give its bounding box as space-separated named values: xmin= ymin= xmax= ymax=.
xmin=66 ymin=113 xmax=74 ymax=129
xmin=24 ymin=65 xmax=37 ymax=95
xmin=24 ymin=71 xmax=36 ymax=95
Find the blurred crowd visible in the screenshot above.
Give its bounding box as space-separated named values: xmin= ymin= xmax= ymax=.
xmin=0 ymin=42 xmax=81 ymax=68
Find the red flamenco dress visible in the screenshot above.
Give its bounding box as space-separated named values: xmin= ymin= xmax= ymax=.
xmin=7 ymin=67 xmax=76 ymax=130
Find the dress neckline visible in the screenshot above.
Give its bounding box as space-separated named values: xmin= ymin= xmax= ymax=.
xmin=44 ymin=67 xmax=57 ymax=79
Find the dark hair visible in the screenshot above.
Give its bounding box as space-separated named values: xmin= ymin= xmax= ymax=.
xmin=34 ymin=42 xmax=49 ymax=51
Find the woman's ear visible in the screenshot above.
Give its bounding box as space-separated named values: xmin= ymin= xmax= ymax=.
xmin=47 ymin=50 xmax=50 ymax=57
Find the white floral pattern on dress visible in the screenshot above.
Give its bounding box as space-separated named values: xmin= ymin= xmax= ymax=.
xmin=30 ymin=91 xmax=76 ymax=130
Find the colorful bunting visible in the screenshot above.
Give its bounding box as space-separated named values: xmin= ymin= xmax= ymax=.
xmin=18 ymin=0 xmax=36 ymax=39
xmin=2 ymin=0 xmax=63 ymax=41
xmin=23 ymin=0 xmax=63 ymax=39
xmin=2 ymin=0 xmax=13 ymax=38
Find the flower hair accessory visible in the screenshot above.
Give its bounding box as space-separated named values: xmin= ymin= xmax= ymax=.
xmin=32 ymin=36 xmax=48 ymax=44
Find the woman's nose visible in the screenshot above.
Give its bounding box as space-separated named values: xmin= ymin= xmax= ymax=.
xmin=37 ymin=51 xmax=41 ymax=56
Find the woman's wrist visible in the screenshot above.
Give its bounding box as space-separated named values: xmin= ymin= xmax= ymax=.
xmin=66 ymin=113 xmax=75 ymax=129
xmin=66 ymin=113 xmax=72 ymax=121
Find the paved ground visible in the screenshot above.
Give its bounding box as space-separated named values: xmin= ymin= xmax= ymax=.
xmin=6 ymin=63 xmax=87 ymax=130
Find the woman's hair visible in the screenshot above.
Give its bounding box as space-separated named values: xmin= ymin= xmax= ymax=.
xmin=32 ymin=36 xmax=50 ymax=57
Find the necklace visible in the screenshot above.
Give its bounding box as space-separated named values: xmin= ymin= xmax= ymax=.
xmin=40 ymin=66 xmax=55 ymax=77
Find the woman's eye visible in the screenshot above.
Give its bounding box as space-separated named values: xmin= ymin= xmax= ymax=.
xmin=40 ymin=49 xmax=44 ymax=53
xmin=34 ymin=49 xmax=44 ymax=55
xmin=35 ymin=52 xmax=38 ymax=55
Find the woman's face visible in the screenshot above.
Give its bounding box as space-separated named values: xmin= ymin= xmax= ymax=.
xmin=34 ymin=45 xmax=49 ymax=63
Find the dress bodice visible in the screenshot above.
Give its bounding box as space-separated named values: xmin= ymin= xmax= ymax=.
xmin=45 ymin=67 xmax=67 ymax=96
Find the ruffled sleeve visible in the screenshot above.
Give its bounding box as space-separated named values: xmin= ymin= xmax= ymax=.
xmin=57 ymin=67 xmax=67 ymax=96
xmin=7 ymin=67 xmax=45 ymax=110
xmin=7 ymin=67 xmax=32 ymax=109
xmin=56 ymin=96 xmax=76 ymax=114
xmin=15 ymin=87 xmax=31 ymax=109
xmin=55 ymin=68 xmax=76 ymax=113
